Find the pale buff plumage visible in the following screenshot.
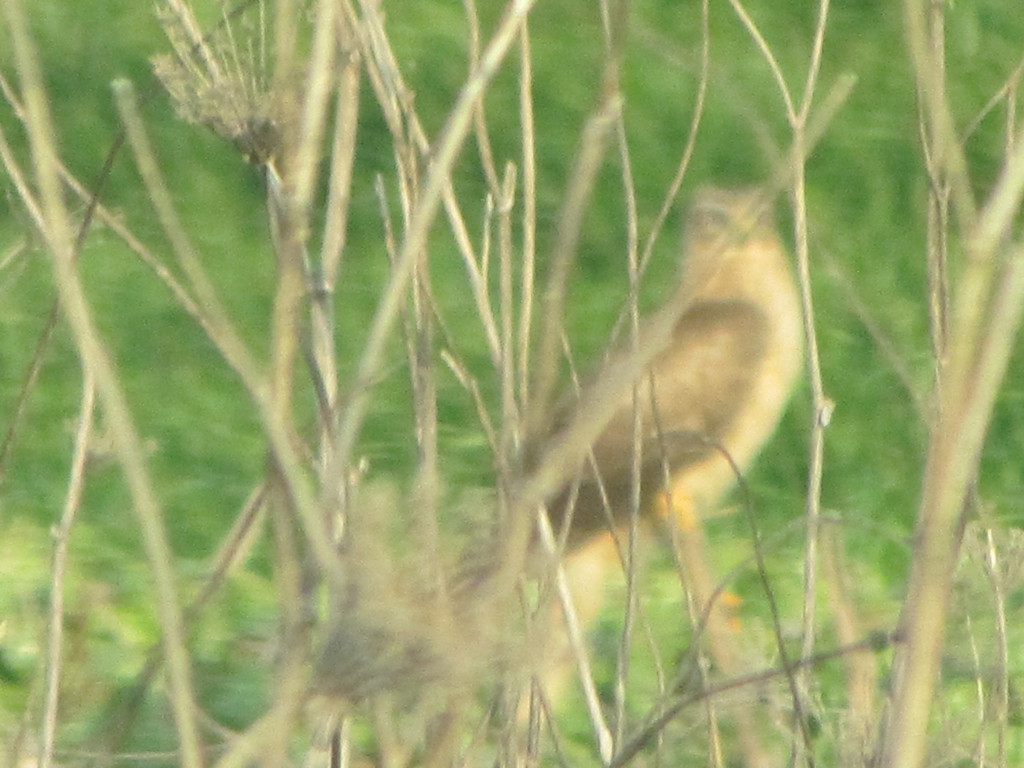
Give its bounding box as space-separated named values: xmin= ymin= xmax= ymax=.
xmin=540 ymin=186 xmax=803 ymax=548
xmin=532 ymin=187 xmax=803 ymax=767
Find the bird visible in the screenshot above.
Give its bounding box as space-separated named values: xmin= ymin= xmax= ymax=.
xmin=309 ymin=188 xmax=802 ymax=768
xmin=527 ymin=186 xmax=804 ymax=764
xmin=539 ymin=186 xmax=803 ymax=548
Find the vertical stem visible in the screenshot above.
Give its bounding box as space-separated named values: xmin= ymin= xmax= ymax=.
xmin=1 ymin=1 xmax=203 ymax=762
xmin=40 ymin=373 xmax=95 ymax=768
xmin=923 ymin=0 xmax=950 ymax=391
xmin=879 ymin=4 xmax=1024 ymax=765
xmin=334 ymin=0 xmax=539 ymax=491
xmin=791 ymin=148 xmax=827 ymax=764
xmin=264 ymin=162 xmax=312 ymax=768
xmin=498 ymin=163 xmax=519 ymax=459
xmin=516 ymin=21 xmax=537 ymax=405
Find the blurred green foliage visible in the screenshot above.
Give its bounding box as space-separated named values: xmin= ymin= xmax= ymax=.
xmin=1 ymin=0 xmax=1023 ymax=761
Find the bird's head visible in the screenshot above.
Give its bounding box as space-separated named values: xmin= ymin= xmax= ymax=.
xmin=680 ymin=186 xmax=786 ymax=300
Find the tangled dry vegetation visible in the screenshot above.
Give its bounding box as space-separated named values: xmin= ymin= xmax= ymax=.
xmin=1 ymin=0 xmax=1024 ymax=767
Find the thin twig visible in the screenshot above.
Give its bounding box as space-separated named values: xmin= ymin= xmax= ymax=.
xmin=635 ymin=0 xmax=709 ymax=280
xmin=112 ymin=81 xmax=264 ymax=391
xmin=611 ymin=633 xmax=896 ymax=768
xmin=724 ymin=3 xmax=837 ymax=761
xmin=791 ymin=11 xmax=833 ymax=756
xmin=595 ymin=0 xmax=640 ymax=749
xmin=526 ymin=86 xmax=621 ymax=438
xmin=878 ymin=4 xmax=1024 ymax=753
xmin=1 ymin=0 xmax=203 ymax=761
xmin=39 ymin=371 xmax=96 ymax=768
xmin=96 ymin=485 xmax=267 ymax=755
xmin=498 ymin=163 xmax=520 ymax=462
xmin=534 ymin=511 xmax=614 ymax=763
xmin=516 ymin=21 xmax=537 ymax=404
xmin=335 ymin=0 xmax=540 ymax=492
xmin=980 ymin=526 xmax=1010 ymax=768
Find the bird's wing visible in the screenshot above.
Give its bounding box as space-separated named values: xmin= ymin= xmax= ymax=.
xmin=539 ymin=299 xmax=770 ymax=543
xmin=585 ymin=298 xmax=770 ymax=476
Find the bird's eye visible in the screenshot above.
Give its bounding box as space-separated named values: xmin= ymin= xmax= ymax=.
xmin=692 ymin=205 xmax=732 ymax=230
xmin=687 ymin=201 xmax=736 ymax=241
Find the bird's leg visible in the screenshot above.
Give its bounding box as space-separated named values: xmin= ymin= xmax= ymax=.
xmin=532 ymin=532 xmax=617 ymax=719
xmin=508 ymin=520 xmax=617 ymax=757
xmin=658 ymin=488 xmax=775 ymax=768
xmin=657 ymin=489 xmax=745 ymax=663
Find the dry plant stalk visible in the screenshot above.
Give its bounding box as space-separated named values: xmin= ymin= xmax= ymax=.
xmin=0 ymin=0 xmax=203 ymax=763
xmin=876 ymin=2 xmax=1024 ymax=768
xmin=724 ymin=4 xmax=834 ymax=743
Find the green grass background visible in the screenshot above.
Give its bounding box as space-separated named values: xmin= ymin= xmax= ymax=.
xmin=2 ymin=0 xmax=1023 ymax=761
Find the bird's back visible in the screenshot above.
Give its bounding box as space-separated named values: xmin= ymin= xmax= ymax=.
xmin=541 ymin=187 xmax=803 ymax=548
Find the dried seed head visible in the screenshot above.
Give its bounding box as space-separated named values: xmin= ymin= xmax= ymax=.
xmin=312 ymin=483 xmax=517 ymax=710
xmin=152 ymin=3 xmax=287 ymax=164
